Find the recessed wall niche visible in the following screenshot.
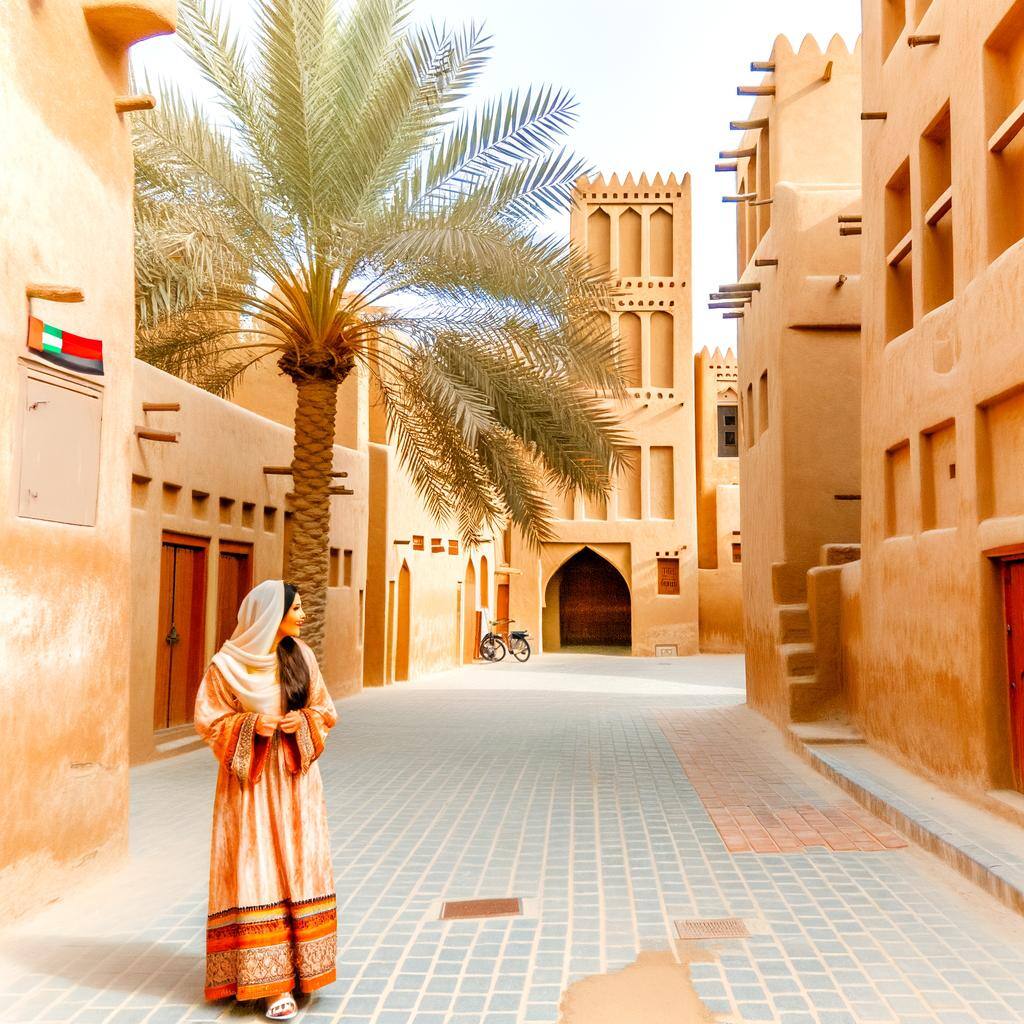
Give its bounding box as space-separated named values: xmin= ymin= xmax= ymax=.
xmin=985 ymin=0 xmax=1024 ymax=262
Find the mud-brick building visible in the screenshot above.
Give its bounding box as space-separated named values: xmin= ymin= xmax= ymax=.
xmin=695 ymin=347 xmax=743 ymax=653
xmin=722 ymin=36 xmax=864 ymax=720
xmin=847 ymin=0 xmax=1024 ymax=801
xmin=0 ymin=0 xmax=176 ymax=919
xmin=506 ymin=173 xmax=703 ymax=657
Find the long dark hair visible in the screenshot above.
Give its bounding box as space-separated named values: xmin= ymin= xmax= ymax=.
xmin=278 ymin=583 xmax=311 ymax=711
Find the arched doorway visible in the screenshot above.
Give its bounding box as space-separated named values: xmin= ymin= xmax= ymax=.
xmin=395 ymin=562 xmax=411 ymax=682
xmin=544 ymin=547 xmax=631 ymax=650
xmin=463 ymin=559 xmax=478 ymax=663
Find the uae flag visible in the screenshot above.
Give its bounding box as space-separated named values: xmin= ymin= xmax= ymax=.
xmin=27 ymin=316 xmax=104 ymax=375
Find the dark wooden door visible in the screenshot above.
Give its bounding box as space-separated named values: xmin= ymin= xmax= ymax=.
xmin=154 ymin=533 xmax=209 ymax=730
xmin=558 ymin=548 xmax=631 ymax=647
xmin=1002 ymin=558 xmax=1024 ymax=791
xmin=217 ymin=541 xmax=253 ymax=649
xmin=496 ymin=582 xmax=510 ymax=631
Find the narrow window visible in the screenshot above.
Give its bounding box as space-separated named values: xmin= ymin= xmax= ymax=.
xmin=718 ymin=404 xmax=739 ymax=457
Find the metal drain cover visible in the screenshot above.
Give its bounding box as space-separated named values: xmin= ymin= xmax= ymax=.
xmin=675 ymin=917 xmax=749 ymax=939
xmin=441 ymin=897 xmax=522 ymax=920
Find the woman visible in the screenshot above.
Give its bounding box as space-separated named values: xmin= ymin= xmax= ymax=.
xmin=194 ymin=579 xmax=338 ymax=1021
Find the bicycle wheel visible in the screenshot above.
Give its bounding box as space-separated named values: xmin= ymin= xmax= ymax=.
xmin=479 ymin=634 xmax=506 ymax=662
xmin=509 ymin=637 xmax=531 ymax=662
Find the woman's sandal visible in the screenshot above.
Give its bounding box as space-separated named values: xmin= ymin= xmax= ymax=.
xmin=265 ymin=993 xmax=298 ymax=1020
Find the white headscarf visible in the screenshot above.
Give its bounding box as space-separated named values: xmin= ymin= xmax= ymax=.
xmin=212 ymin=579 xmax=287 ymax=715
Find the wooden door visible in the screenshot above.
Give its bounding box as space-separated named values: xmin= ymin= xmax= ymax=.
xmin=559 ymin=548 xmax=631 ymax=647
xmin=1002 ymin=558 xmax=1024 ymax=791
xmin=496 ymin=582 xmax=510 ymax=631
xmin=216 ymin=541 xmax=253 ymax=648
xmin=154 ymin=533 xmax=209 ymax=730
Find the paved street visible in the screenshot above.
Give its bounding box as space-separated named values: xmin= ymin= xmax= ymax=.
xmin=2 ymin=653 xmax=1024 ymax=1024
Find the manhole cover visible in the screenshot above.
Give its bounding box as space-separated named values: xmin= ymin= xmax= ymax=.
xmin=441 ymin=897 xmax=522 ymax=920
xmin=675 ymin=917 xmax=749 ymax=939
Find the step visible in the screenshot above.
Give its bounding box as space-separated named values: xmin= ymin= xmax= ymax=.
xmin=820 ymin=542 xmax=861 ymax=566
xmin=777 ymin=603 xmax=811 ymax=643
xmin=780 ymin=641 xmax=816 ymax=677
xmin=771 ymin=561 xmax=807 ymax=605
xmin=788 ymin=721 xmax=865 ymax=745
xmin=786 ymin=675 xmax=834 ymax=722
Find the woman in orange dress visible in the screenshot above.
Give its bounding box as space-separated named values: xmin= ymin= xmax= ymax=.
xmin=194 ymin=579 xmax=338 ymax=1021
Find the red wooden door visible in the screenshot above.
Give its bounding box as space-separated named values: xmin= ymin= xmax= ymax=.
xmin=154 ymin=533 xmax=209 ymax=730
xmin=1002 ymin=558 xmax=1024 ymax=791
xmin=217 ymin=541 xmax=253 ymax=648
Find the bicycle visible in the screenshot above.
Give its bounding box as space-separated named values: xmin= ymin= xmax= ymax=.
xmin=479 ymin=618 xmax=532 ymax=663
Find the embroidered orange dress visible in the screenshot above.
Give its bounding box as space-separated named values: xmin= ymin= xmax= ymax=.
xmin=194 ymin=644 xmax=338 ymax=1002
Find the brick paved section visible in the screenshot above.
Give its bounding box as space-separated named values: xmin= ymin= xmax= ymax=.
xmin=659 ymin=709 xmax=907 ymax=854
xmin=1 ymin=653 xmax=1023 ymax=1024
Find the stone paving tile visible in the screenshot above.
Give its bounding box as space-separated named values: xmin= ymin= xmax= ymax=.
xmin=1 ymin=655 xmax=1023 ymax=1024
xmin=659 ymin=707 xmax=907 ymax=854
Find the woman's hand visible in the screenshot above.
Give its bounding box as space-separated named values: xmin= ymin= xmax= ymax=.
xmin=279 ymin=711 xmax=304 ymax=735
xmin=255 ymin=714 xmax=281 ymax=737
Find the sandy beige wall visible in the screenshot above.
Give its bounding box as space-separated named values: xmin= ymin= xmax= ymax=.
xmin=854 ymin=0 xmax=1024 ymax=791
xmin=362 ymin=440 xmax=501 ymax=684
xmin=738 ymin=183 xmax=862 ymax=723
xmin=694 ymin=350 xmax=743 ymax=651
xmin=699 ymin=484 xmax=743 ymax=652
xmin=0 ymin=1 xmax=174 ymax=917
xmin=129 ymin=363 xmax=368 ymax=762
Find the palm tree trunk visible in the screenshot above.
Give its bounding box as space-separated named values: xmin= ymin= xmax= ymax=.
xmin=288 ymin=376 xmax=339 ymax=662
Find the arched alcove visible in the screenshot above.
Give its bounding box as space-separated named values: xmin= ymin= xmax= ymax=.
xmin=543 ymin=547 xmax=631 ymax=651
xmin=479 ymin=555 xmax=489 ymax=609
xmin=395 ymin=562 xmax=411 ymax=682
xmin=619 ymin=208 xmax=642 ymax=276
xmin=617 ymin=312 xmax=642 ymax=387
xmin=651 ymin=311 xmax=673 ymax=388
xmin=462 ymin=559 xmax=478 ymax=663
xmin=588 ymin=208 xmax=611 ymax=270
xmin=650 ymin=208 xmax=673 ymax=276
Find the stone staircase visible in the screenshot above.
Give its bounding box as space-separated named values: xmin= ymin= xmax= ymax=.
xmin=773 ymin=544 xmax=861 ymax=722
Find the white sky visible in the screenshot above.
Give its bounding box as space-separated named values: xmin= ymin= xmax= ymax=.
xmin=132 ymin=0 xmax=862 ymax=353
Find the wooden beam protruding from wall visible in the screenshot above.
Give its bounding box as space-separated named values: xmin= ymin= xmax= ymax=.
xmin=835 ymin=274 xmax=848 ymax=288
xmin=710 ymin=292 xmax=751 ymax=300
xmin=822 ymin=60 xmax=834 ymax=82
xmin=135 ymin=428 xmax=179 ymax=443
xmin=861 ymin=111 xmax=888 ymax=120
xmin=730 ymin=118 xmax=769 ymax=131
xmin=908 ymin=34 xmax=940 ymax=46
xmin=749 ymin=198 xmax=773 ymax=206
xmin=142 ymin=402 xmax=181 ymax=412
xmin=723 ymin=312 xmax=744 ymax=319
xmin=720 ymin=146 xmax=756 ymax=159
xmin=839 ymin=225 xmax=863 ymax=236
xmin=738 ymin=85 xmax=775 ymax=97
xmin=709 ymin=301 xmax=748 ymax=309
xmin=722 ymin=193 xmax=757 ymax=203
xmin=720 ymin=282 xmax=761 ymax=292
xmin=750 ymin=61 xmax=775 ymax=72
xmin=26 ymin=284 xmax=84 ymax=303
xmin=754 ymin=259 xmax=778 ymax=267
xmin=715 ymin=162 xmax=738 ymax=172
xmin=838 ymin=215 xmax=863 ymax=223
xmin=114 ymin=94 xmax=156 ymax=113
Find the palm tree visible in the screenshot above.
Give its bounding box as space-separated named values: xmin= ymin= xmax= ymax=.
xmin=133 ymin=0 xmax=632 ymax=659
